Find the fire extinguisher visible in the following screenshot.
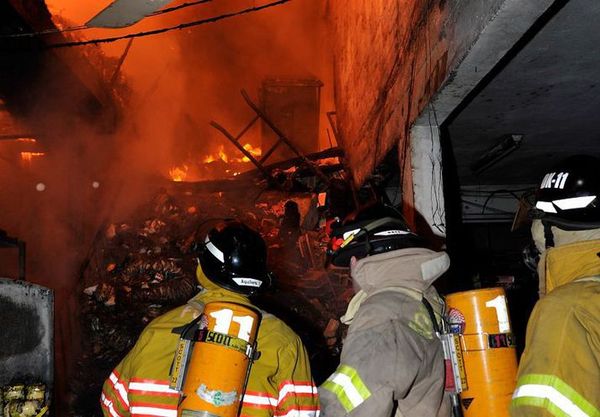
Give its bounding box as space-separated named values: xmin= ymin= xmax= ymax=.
xmin=445 ymin=288 xmax=518 ymax=417
xmin=169 ymin=301 xmax=262 ymax=417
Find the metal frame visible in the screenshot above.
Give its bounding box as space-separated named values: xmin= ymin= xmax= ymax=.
xmin=209 ymin=89 xmax=332 ymax=186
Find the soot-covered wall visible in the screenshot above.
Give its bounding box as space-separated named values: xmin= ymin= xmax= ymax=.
xmin=328 ymin=0 xmax=505 ymax=185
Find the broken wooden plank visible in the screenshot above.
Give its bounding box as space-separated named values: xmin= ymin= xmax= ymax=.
xmin=209 ymin=120 xmax=275 ymax=184
xmin=241 ymin=89 xmax=331 ymax=186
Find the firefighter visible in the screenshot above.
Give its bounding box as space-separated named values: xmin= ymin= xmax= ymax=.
xmin=511 ymin=155 xmax=600 ymax=417
xmin=319 ymin=204 xmax=451 ymax=417
xmin=100 ymin=221 xmax=319 ymax=417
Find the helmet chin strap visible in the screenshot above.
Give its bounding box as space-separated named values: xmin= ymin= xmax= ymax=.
xmin=543 ymin=221 xmax=555 ymax=248
xmin=363 ymin=227 xmax=372 ymax=257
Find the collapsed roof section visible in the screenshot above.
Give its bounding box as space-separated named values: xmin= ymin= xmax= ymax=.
xmin=0 ymin=0 xmax=126 ymax=137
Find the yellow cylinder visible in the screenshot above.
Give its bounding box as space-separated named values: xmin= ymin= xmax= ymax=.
xmin=179 ymin=301 xmax=261 ymax=417
xmin=445 ymin=288 xmax=517 ymax=417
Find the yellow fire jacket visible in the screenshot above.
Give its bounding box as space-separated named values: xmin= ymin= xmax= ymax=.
xmin=511 ymin=240 xmax=600 ymax=417
xmin=101 ymin=269 xmax=319 ymax=417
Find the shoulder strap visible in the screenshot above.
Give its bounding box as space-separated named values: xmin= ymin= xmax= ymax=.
xmin=420 ymin=297 xmax=441 ymax=335
xmin=170 ymin=300 xmax=206 ymax=335
xmin=187 ymin=298 xmax=205 ymax=312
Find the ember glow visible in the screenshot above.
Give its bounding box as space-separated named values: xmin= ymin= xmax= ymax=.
xmin=239 ymin=143 xmax=262 ymax=162
xmin=202 ymin=143 xmax=262 ymax=164
xmin=169 ymin=165 xmax=188 ymax=182
xmin=168 ymin=143 xmax=262 ymax=182
xmin=20 ymin=152 xmax=45 ymax=163
xmin=202 ymin=146 xmax=228 ymax=164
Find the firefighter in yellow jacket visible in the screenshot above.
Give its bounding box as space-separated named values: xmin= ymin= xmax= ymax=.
xmin=100 ymin=221 xmax=319 ymax=417
xmin=511 ymin=155 xmax=600 ymax=417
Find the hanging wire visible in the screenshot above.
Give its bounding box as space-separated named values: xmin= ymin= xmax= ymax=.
xmin=1 ymin=0 xmax=291 ymax=47
xmin=0 ymin=0 xmax=214 ymax=39
xmin=48 ymin=0 xmax=291 ymax=49
xmin=424 ymin=17 xmax=445 ymax=235
xmin=480 ymin=189 xmax=522 ymax=214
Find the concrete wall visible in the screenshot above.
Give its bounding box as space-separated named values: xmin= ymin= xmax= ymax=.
xmin=329 ymin=0 xmax=505 ymax=185
xmin=0 ymin=278 xmax=53 ymax=386
xmin=406 ymin=0 xmax=558 ymax=234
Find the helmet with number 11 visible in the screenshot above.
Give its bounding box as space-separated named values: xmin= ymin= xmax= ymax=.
xmin=532 ymin=155 xmax=600 ymax=232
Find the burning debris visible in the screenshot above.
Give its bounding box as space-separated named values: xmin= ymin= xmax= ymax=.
xmin=72 ymin=169 xmax=353 ymax=415
xmin=2 ymin=1 xmax=337 ymax=415
xmin=168 ymin=143 xmax=264 ymax=183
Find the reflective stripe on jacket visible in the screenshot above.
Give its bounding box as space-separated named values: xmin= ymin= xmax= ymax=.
xmin=101 ymin=289 xmax=319 ymax=417
xmin=512 ymin=374 xmax=600 ymax=417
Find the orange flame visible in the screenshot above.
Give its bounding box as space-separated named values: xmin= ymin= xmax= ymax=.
xmin=169 ymin=165 xmax=188 ymax=182
xmin=202 ymin=144 xmax=261 ymax=164
xmin=218 ymin=147 xmax=228 ymax=163
xmin=239 ymin=143 xmax=262 ymax=162
xmin=203 ymin=145 xmax=228 ymax=163
xmin=20 ymin=152 xmax=45 ymax=162
xmin=169 ymin=144 xmax=263 ymax=182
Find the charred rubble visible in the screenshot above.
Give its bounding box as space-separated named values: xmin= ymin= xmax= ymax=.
xmin=71 ymin=162 xmax=355 ymax=416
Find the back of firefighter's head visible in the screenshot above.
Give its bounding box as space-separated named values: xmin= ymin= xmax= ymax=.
xmin=197 ymin=220 xmax=271 ymax=296
xmin=530 ymin=154 xmax=600 ymax=249
xmin=325 ymin=203 xmax=426 ymax=268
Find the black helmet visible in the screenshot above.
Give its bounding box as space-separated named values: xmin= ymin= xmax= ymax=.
xmin=325 ymin=204 xmax=425 ymax=267
xmin=532 ymin=155 xmax=600 ymax=230
xmin=198 ymin=221 xmax=271 ymax=295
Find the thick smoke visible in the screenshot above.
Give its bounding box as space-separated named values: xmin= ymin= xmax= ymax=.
xmin=0 ymin=0 xmax=333 ymax=275
xmin=0 ymin=0 xmax=332 ymax=411
xmin=14 ymin=0 xmax=335 ymax=218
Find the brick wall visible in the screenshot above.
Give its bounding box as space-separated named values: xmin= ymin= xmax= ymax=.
xmin=329 ymin=0 xmax=504 ymax=185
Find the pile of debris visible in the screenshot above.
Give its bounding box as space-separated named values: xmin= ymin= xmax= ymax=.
xmin=1 ymin=383 xmax=48 ymax=417
xmin=78 ymin=191 xmax=201 ymax=361
xmin=72 ymin=180 xmax=352 ymax=416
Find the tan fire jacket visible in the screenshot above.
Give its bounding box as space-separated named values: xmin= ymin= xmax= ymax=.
xmin=511 ymin=239 xmax=600 ymax=417
xmin=319 ymin=248 xmax=452 ymax=417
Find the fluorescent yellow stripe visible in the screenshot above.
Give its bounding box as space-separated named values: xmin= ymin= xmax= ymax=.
xmin=512 ymin=374 xmax=600 ymax=417
xmin=322 ymin=365 xmax=371 ymax=412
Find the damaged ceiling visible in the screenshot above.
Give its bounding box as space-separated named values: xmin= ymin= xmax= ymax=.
xmin=447 ymin=0 xmax=600 ymax=186
xmin=0 ymin=0 xmax=125 ymax=136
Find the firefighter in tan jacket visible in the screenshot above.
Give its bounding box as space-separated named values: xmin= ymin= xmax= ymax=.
xmin=319 ymin=205 xmax=451 ymax=417
xmin=101 ymin=221 xmax=319 ymax=417
xmin=511 ymin=156 xmax=600 ymax=417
